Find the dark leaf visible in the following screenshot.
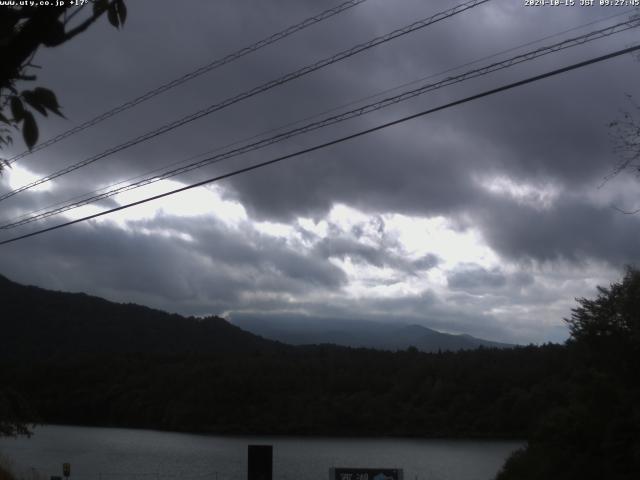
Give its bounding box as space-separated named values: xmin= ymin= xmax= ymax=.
xmin=22 ymin=111 xmax=38 ymax=149
xmin=16 ymin=74 xmax=37 ymax=81
xmin=32 ymin=87 xmax=64 ymax=117
xmin=116 ymin=0 xmax=127 ymax=26
xmin=22 ymin=90 xmax=48 ymax=116
xmin=108 ymin=0 xmax=126 ymax=28
xmin=107 ymin=2 xmax=120 ymax=28
xmin=41 ymin=20 xmax=66 ymax=47
xmin=10 ymin=97 xmax=25 ymax=122
xmin=93 ymin=0 xmax=109 ymax=16
xmin=0 ymin=111 xmax=10 ymax=124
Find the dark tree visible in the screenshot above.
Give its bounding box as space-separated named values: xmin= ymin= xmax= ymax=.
xmin=0 ymin=388 xmax=34 ymax=438
xmin=567 ymin=266 xmax=640 ymax=347
xmin=607 ymin=95 xmax=640 ymax=214
xmin=497 ymin=267 xmax=640 ymax=480
xmin=0 ymin=0 xmax=127 ymax=169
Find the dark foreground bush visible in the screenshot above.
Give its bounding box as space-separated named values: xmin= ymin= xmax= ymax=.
xmin=496 ymin=268 xmax=640 ymax=479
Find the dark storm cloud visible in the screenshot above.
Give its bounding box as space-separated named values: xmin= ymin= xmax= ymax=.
xmin=315 ymin=236 xmax=395 ymax=267
xmin=413 ymin=253 xmax=440 ymax=270
xmin=0 ymin=219 xmax=242 ymax=311
xmin=154 ymin=216 xmax=347 ymax=289
xmin=446 ymin=264 xmax=535 ymax=294
xmin=447 ymin=265 xmax=508 ymax=290
xmin=0 ymin=212 xmax=346 ymax=315
xmin=227 ymin=124 xmax=488 ymax=221
xmin=473 ymin=193 xmax=640 ymax=266
xmin=313 ymin=233 xmax=439 ymax=273
xmin=8 ymin=0 xmax=635 ymax=233
xmin=223 ymin=25 xmax=640 ymax=270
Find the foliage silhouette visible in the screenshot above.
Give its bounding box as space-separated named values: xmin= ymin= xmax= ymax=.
xmin=0 ymin=1 xmax=126 ymax=167
xmin=496 ymin=267 xmax=640 ymax=480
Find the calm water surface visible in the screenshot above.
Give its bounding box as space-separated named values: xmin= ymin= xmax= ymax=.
xmin=0 ymin=426 xmax=521 ymax=480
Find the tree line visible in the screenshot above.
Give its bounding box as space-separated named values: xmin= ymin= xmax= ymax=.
xmin=1 ymin=344 xmax=568 ymax=439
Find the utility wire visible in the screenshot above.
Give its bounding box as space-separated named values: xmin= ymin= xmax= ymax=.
xmin=1 ymin=44 xmax=638 ymax=247
xmin=3 ymin=17 xmax=638 ymax=230
xmin=3 ymin=17 xmax=635 ymax=228
xmin=0 ymin=0 xmax=490 ymax=202
xmin=5 ymin=0 xmax=370 ymax=164
xmin=5 ymin=7 xmax=634 ymax=228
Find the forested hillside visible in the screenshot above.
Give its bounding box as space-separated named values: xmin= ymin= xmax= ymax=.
xmin=1 ymin=274 xmax=279 ymax=359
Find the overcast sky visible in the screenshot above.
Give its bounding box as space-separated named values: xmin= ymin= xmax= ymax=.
xmin=2 ymin=0 xmax=640 ymax=344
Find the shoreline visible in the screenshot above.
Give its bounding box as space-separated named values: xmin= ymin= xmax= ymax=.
xmin=12 ymin=423 xmax=527 ymax=443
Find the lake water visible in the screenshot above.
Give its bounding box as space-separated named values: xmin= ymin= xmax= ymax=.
xmin=0 ymin=426 xmax=521 ymax=480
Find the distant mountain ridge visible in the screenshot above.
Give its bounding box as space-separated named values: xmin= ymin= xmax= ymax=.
xmin=230 ymin=315 xmax=514 ymax=352
xmin=1 ymin=274 xmax=280 ymax=360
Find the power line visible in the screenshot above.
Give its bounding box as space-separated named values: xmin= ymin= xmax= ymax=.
xmin=0 ymin=0 xmax=490 ymax=202
xmin=333 ymin=7 xmax=638 ymax=111
xmin=4 ymin=16 xmax=636 ymax=228
xmin=6 ymin=7 xmax=633 ymax=229
xmin=1 ymin=43 xmax=637 ymax=247
xmin=3 ymin=16 xmax=638 ymax=230
xmin=5 ymin=0 xmax=370 ymax=164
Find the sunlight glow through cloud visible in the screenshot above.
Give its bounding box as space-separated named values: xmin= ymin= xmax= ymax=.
xmin=476 ymin=175 xmax=559 ymax=209
xmin=5 ymin=165 xmax=54 ymax=193
xmin=63 ymin=182 xmax=248 ymax=228
xmin=386 ymin=214 xmax=499 ymax=268
xmin=83 ymin=190 xmax=504 ymax=306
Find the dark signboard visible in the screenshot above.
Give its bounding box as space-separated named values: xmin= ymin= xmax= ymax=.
xmin=248 ymin=445 xmax=272 ymax=480
xmin=330 ymin=468 xmax=403 ymax=480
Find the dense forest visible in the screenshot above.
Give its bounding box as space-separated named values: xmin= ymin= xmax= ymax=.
xmin=1 ymin=270 xmax=639 ymax=479
xmin=1 ymin=345 xmax=568 ymax=438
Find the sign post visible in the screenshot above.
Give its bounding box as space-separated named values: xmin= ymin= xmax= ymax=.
xmin=248 ymin=445 xmax=272 ymax=480
xmin=62 ymin=463 xmax=71 ymax=480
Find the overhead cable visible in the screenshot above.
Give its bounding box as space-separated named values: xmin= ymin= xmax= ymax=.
xmin=3 ymin=16 xmax=637 ymax=229
xmin=0 ymin=0 xmax=490 ymax=201
xmin=1 ymin=43 xmax=638 ymax=246
xmin=8 ymin=6 xmax=632 ymax=229
xmin=5 ymin=0 xmax=370 ymax=164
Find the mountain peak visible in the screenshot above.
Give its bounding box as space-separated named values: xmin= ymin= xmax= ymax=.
xmin=231 ymin=316 xmax=513 ymax=352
